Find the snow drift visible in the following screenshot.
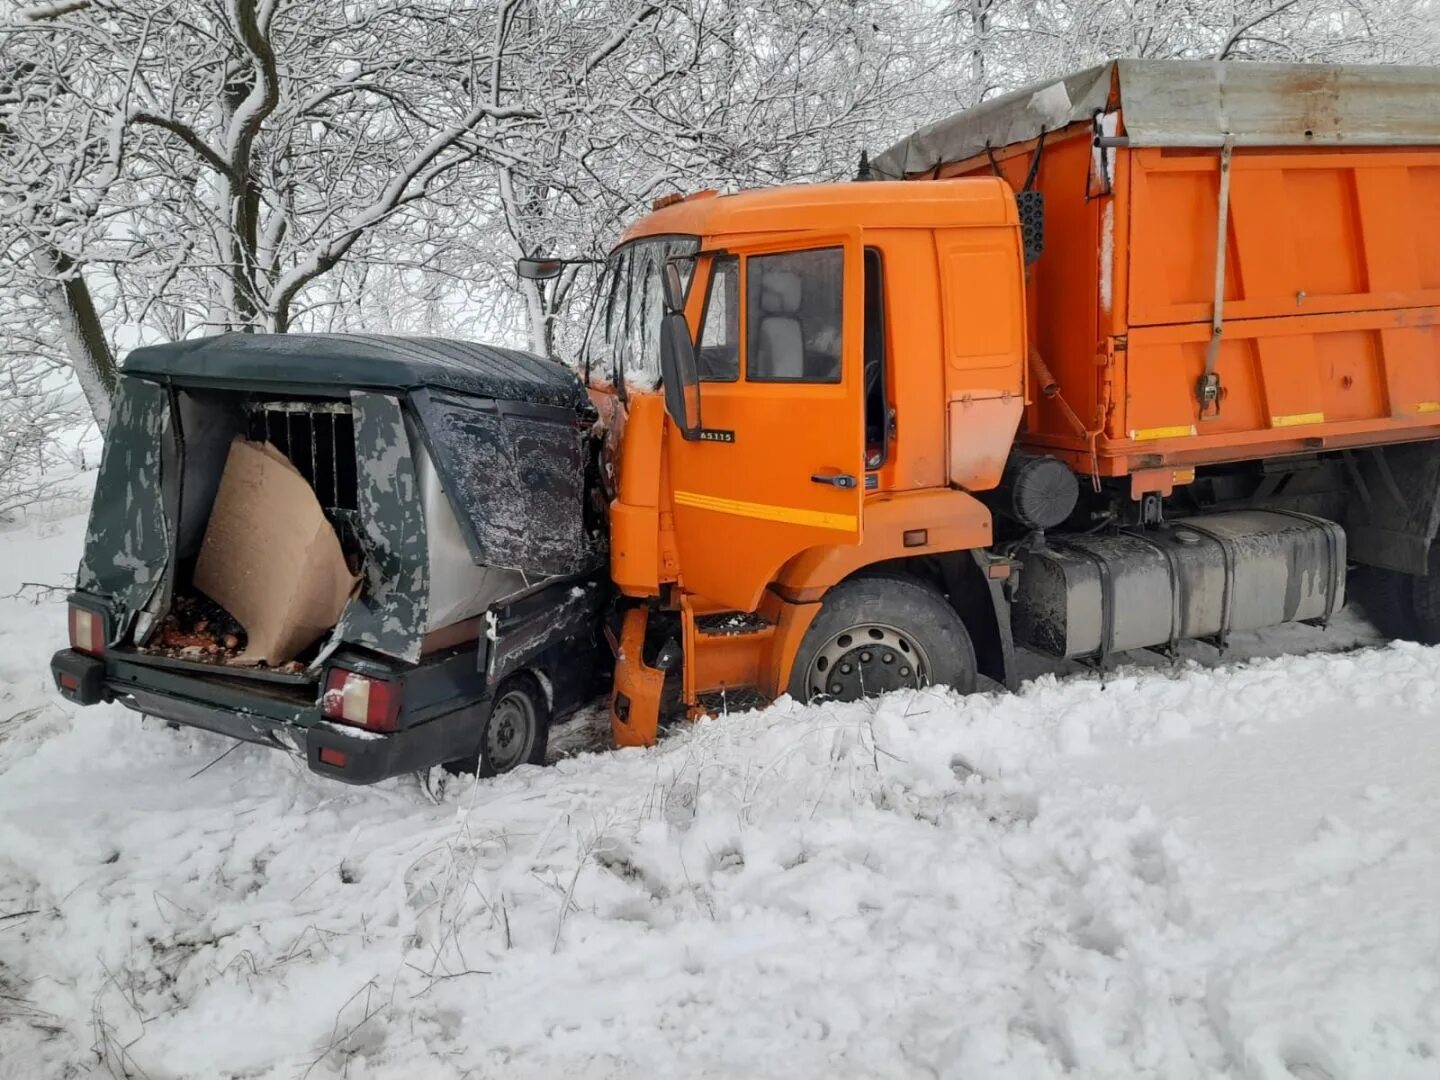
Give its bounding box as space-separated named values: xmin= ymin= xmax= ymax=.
xmin=1 ymin=505 xmax=1437 ymax=1079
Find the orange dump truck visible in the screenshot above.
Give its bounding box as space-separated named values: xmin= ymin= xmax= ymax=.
xmin=522 ymin=59 xmax=1440 ymax=746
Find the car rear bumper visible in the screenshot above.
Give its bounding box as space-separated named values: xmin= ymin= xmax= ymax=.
xmin=50 ymin=649 xmax=481 ymax=785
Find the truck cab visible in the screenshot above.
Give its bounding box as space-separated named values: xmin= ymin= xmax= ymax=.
xmin=593 ymin=180 xmax=1031 ymax=743
xmin=596 ymin=60 xmax=1440 ymax=747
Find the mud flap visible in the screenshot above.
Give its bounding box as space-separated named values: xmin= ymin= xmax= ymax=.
xmin=333 ymin=392 xmax=429 ymax=663
xmin=939 ymin=551 xmax=1019 ymax=692
xmin=77 ymin=377 xmax=174 ymax=640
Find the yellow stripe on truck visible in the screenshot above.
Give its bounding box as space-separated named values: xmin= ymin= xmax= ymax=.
xmin=1129 ymin=424 xmax=1196 ymax=442
xmin=673 ymin=490 xmax=857 ymax=531
xmin=1271 ymin=411 xmax=1326 ymax=428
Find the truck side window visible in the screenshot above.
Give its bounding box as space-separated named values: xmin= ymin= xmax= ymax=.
xmin=864 ymin=248 xmax=889 ymax=467
xmin=697 ymin=255 xmax=739 ymax=381
xmin=622 ymin=247 xmax=664 ymax=388
xmin=599 ymin=238 xmax=698 ymax=391
xmin=746 ymin=248 xmax=843 ymax=383
xmin=594 ymin=247 xmax=629 ymax=388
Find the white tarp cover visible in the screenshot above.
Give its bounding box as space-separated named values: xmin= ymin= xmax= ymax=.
xmin=873 ymin=59 xmax=1440 ymax=178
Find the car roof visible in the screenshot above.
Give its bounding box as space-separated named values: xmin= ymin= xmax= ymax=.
xmin=122 ymin=333 xmax=589 ymax=410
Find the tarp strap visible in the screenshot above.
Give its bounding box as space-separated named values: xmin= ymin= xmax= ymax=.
xmin=984 ymin=142 xmax=1003 ymax=178
xmin=1197 ymin=135 xmax=1235 ymax=419
xmin=1021 ymin=128 xmax=1048 ymax=192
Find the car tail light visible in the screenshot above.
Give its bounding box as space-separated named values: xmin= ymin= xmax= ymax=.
xmin=321 ymin=669 xmax=400 ymax=733
xmin=68 ymin=605 xmax=106 ymax=657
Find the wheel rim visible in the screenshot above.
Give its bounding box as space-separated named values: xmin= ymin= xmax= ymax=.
xmin=804 ymin=623 xmax=932 ymax=702
xmin=486 ymin=689 xmax=536 ymax=772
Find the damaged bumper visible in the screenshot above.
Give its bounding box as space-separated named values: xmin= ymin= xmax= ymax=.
xmin=49 ymin=648 xmax=482 ymax=786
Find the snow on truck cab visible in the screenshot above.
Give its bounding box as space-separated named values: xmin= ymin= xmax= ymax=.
xmin=541 ymin=59 xmax=1440 ymax=748
xmin=52 ymin=334 xmax=612 ymax=784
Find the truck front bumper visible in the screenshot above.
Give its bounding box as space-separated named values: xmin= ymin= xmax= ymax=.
xmin=50 ymin=649 xmax=479 ymax=786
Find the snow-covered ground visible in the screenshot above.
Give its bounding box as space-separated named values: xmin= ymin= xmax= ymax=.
xmin=2 ymin=502 xmax=1437 ymax=1079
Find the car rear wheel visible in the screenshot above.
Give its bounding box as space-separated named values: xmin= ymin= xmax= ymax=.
xmin=447 ymin=673 xmax=550 ymax=777
xmin=787 ymin=576 xmax=977 ymax=703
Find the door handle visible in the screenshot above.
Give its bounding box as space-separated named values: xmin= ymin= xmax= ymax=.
xmin=811 ymin=472 xmax=857 ymax=489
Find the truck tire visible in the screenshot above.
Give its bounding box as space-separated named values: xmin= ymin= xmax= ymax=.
xmin=787 ymin=576 xmax=977 ymax=703
xmin=447 ymin=673 xmax=551 ymax=778
xmin=1351 ymin=566 xmax=1420 ymax=642
xmin=1408 ymin=552 xmax=1440 ymax=645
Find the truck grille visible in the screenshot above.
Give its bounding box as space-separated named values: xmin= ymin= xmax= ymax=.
xmin=245 ymin=401 xmax=358 ymax=513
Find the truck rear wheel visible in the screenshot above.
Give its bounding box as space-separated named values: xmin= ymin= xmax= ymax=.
xmin=788 ymin=576 xmax=977 ymax=703
xmin=1407 ymin=551 xmax=1440 ymax=645
xmin=1351 ymin=565 xmax=1420 ymax=642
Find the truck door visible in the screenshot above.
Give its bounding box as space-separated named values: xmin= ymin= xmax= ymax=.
xmin=666 ymin=235 xmax=865 ymax=612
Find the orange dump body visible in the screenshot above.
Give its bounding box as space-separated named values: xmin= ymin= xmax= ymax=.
xmin=883 ymin=60 xmax=1440 ymax=478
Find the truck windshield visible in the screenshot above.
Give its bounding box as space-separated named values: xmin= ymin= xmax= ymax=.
xmin=590 ymin=235 xmax=698 ymax=390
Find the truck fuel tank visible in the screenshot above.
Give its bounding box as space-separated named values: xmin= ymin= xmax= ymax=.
xmin=1013 ymin=510 xmax=1346 ymax=660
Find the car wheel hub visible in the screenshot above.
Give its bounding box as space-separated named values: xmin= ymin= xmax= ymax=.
xmin=486 ymin=690 xmax=535 ymax=772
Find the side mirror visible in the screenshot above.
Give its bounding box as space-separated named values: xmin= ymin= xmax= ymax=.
xmin=516 ymin=257 xmax=565 ymax=281
xmin=661 ymin=260 xmax=686 ymax=313
xmin=658 ymin=311 xmax=702 ymax=439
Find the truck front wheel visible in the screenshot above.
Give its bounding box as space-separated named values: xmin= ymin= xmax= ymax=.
xmin=787 ymin=577 xmax=977 ymax=704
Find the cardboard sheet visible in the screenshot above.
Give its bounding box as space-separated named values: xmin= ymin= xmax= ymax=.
xmin=194 ymin=438 xmax=359 ymax=666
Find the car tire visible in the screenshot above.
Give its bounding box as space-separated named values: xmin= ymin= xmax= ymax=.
xmin=787 ymin=575 xmax=977 ymax=703
xmin=447 ymin=672 xmax=551 ymax=778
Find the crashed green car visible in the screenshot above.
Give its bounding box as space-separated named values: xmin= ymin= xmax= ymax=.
xmin=52 ymin=333 xmax=611 ymax=784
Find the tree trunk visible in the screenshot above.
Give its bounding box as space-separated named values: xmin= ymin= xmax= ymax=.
xmin=522 ymin=278 xmax=549 ymax=356
xmin=219 ymin=0 xmax=281 ymax=332
xmin=33 ymin=247 xmax=116 ymax=431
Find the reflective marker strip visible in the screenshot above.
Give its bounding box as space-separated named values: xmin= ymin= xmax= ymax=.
xmin=1271 ymin=412 xmax=1325 ymax=428
xmin=1417 ymin=402 xmax=1440 ymax=414
xmin=673 ymin=490 xmax=857 ymax=531
xmin=1130 ymin=424 xmax=1196 ymax=441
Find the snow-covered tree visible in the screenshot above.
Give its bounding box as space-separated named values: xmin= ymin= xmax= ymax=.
xmin=492 ymin=0 xmax=940 ymax=356
xmin=938 ymin=0 xmax=1440 ymax=108
xmin=3 ymin=0 xmax=570 ymax=419
xmin=2 ymin=0 xmax=933 ymax=413
xmin=3 ymin=0 xmax=1436 ymax=435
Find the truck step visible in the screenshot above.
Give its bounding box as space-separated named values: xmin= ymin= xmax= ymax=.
xmin=696 ymin=686 xmax=771 ymax=714
xmin=694 ymin=611 xmax=774 ymax=637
